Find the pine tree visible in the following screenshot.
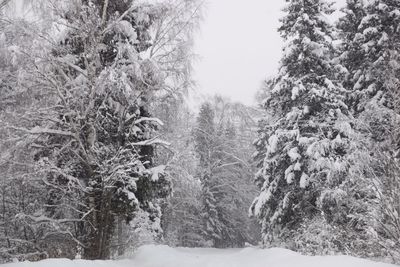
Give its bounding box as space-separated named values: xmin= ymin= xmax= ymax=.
xmin=250 ymin=0 xmax=353 ymax=250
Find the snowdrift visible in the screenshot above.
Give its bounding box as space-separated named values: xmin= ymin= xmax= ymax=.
xmin=2 ymin=245 xmax=396 ymax=267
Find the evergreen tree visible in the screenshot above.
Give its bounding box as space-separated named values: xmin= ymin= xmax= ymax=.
xmin=193 ymin=98 xmax=261 ymax=248
xmin=250 ymin=0 xmax=353 ymax=251
xmin=336 ymin=0 xmax=366 ymax=105
xmin=340 ymin=0 xmax=400 ymax=136
xmin=338 ymin=0 xmax=400 ymax=258
xmin=215 ymin=121 xmax=255 ymax=247
xmin=194 ymin=103 xmax=223 ymax=246
xmin=353 ymin=0 xmax=400 ymax=110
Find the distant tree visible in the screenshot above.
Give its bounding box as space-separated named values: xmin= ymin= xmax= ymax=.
xmin=0 ymin=9 xmax=54 ymax=262
xmin=193 ymin=98 xmax=260 ymax=248
xmin=193 ymin=102 xmax=223 ymax=246
xmin=152 ymin=98 xmax=207 ymax=247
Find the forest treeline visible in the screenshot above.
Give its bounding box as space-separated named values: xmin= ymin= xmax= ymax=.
xmin=0 ymin=0 xmax=260 ymax=262
xmin=1 ymin=0 xmax=400 ymax=264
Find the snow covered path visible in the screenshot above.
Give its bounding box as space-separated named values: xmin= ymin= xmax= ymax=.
xmin=2 ymin=245 xmax=397 ymax=267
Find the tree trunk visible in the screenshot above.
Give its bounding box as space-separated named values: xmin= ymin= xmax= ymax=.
xmin=84 ymin=189 xmax=114 ymax=260
xmin=117 ymin=216 xmax=124 ymax=256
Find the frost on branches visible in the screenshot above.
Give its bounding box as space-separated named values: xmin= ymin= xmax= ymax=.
xmin=194 ymin=103 xmax=223 ymax=247
xmin=250 ymin=0 xmax=354 ymax=253
xmin=336 ymin=0 xmax=366 ymax=97
xmin=193 ymin=100 xmax=260 ymax=248
xmin=339 ymin=0 xmax=400 ymax=137
xmin=337 ymin=0 xmax=400 ymax=259
xmin=351 ymin=0 xmax=400 ymax=114
xmin=337 ymin=0 xmax=400 ymax=143
xmin=10 ymin=1 xmax=171 ymax=260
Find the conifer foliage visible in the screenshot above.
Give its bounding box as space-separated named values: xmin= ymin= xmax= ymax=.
xmin=250 ymin=0 xmax=353 ymax=249
xmin=352 ymin=0 xmax=400 ymax=113
xmin=193 ymin=100 xmax=260 ymax=248
xmin=338 ymin=0 xmax=400 ymax=136
xmin=336 ymin=0 xmax=366 ymax=98
xmin=194 ymin=103 xmax=223 ymax=246
xmin=337 ymin=0 xmax=400 ymax=259
xmin=4 ymin=0 xmax=400 ymax=264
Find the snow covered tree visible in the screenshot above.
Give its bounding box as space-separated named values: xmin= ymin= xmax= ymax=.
xmin=351 ymin=0 xmax=400 ymax=112
xmin=337 ymin=0 xmax=400 ymax=152
xmin=0 ymin=0 xmax=202 ymax=261
xmin=336 ymin=0 xmax=366 ymax=102
xmin=5 ymin=0 xmax=173 ymax=259
xmin=194 ymin=102 xmax=223 ymax=247
xmin=250 ymin=0 xmax=354 ymax=251
xmin=336 ymin=1 xmax=400 ymax=259
xmin=147 ymin=0 xmax=202 ymax=96
xmin=193 ymin=98 xmax=261 ymax=248
xmin=152 ymin=98 xmax=207 ymax=247
xmin=338 ymin=0 xmax=400 ymax=142
xmin=213 ymin=121 xmax=259 ymax=247
xmin=0 ymin=8 xmax=59 ymax=261
xmin=209 ymin=97 xmax=262 ymax=247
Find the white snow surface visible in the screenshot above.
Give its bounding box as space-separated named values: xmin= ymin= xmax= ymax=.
xmin=2 ymin=245 xmax=396 ymax=267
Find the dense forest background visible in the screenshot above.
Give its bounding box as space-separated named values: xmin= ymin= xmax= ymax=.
xmin=1 ymin=0 xmax=400 ymax=265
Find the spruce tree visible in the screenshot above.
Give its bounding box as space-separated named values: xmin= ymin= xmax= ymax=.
xmin=194 ymin=103 xmax=223 ymax=247
xmin=336 ymin=0 xmax=366 ymax=106
xmin=250 ymin=0 xmax=353 ymax=250
xmin=340 ymin=0 xmax=400 ymax=120
xmin=194 ymin=100 xmax=259 ymax=248
xmin=350 ymin=0 xmax=400 ymax=143
xmin=338 ymin=0 xmax=400 ymax=257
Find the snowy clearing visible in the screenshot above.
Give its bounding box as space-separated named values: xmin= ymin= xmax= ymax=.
xmin=2 ymin=245 xmax=396 ymax=267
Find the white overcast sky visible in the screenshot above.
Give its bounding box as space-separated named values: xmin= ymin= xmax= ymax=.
xmin=193 ymin=0 xmax=346 ymax=106
xmin=9 ymin=0 xmax=346 ymax=106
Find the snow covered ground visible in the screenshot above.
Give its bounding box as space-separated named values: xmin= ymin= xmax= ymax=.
xmin=2 ymin=245 xmax=396 ymax=267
